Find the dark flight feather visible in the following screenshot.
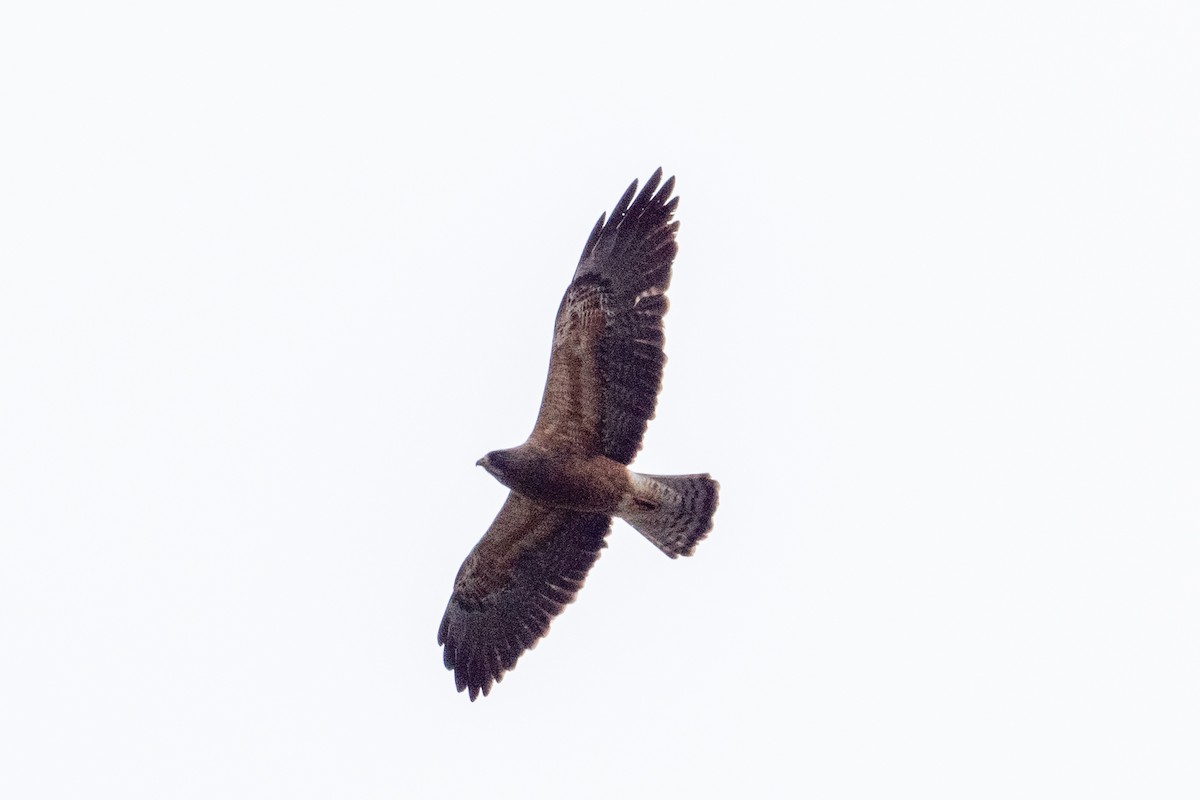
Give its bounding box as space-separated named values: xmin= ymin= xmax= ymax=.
xmin=573 ymin=167 xmax=679 ymax=463
xmin=438 ymin=493 xmax=611 ymax=700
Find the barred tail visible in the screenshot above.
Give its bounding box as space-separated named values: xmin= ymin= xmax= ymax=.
xmin=620 ymin=473 xmax=720 ymax=558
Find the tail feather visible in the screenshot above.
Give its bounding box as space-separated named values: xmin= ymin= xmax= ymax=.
xmin=620 ymin=473 xmax=719 ymax=558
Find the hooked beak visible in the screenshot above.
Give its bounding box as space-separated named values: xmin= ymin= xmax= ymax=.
xmin=476 ymin=457 xmax=486 ymax=468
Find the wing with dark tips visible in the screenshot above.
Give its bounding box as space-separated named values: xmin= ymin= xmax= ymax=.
xmin=530 ymin=169 xmax=680 ymax=463
xmin=437 ymin=492 xmax=612 ymax=700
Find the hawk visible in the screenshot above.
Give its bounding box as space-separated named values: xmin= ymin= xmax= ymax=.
xmin=437 ymin=169 xmax=719 ymax=700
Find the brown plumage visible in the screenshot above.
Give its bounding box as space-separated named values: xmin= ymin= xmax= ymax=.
xmin=437 ymin=169 xmax=719 ymax=700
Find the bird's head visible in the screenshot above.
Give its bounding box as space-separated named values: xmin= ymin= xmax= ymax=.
xmin=476 ymin=449 xmax=513 ymax=483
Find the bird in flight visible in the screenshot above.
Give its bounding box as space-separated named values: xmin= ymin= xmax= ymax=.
xmin=437 ymin=169 xmax=719 ymax=700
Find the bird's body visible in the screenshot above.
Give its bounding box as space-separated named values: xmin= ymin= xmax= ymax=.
xmin=438 ymin=169 xmax=719 ymax=700
xmin=479 ymin=447 xmax=629 ymax=514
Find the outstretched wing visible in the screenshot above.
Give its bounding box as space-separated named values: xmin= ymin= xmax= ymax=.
xmin=530 ymin=168 xmax=679 ymax=463
xmin=437 ymin=492 xmax=612 ymax=700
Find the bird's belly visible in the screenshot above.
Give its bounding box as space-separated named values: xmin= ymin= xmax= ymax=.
xmin=507 ymin=454 xmax=628 ymax=513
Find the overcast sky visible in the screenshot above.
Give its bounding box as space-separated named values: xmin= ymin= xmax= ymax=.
xmin=2 ymin=2 xmax=1197 ymax=798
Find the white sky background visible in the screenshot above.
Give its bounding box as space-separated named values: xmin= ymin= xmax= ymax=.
xmin=1 ymin=2 xmax=1197 ymax=797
